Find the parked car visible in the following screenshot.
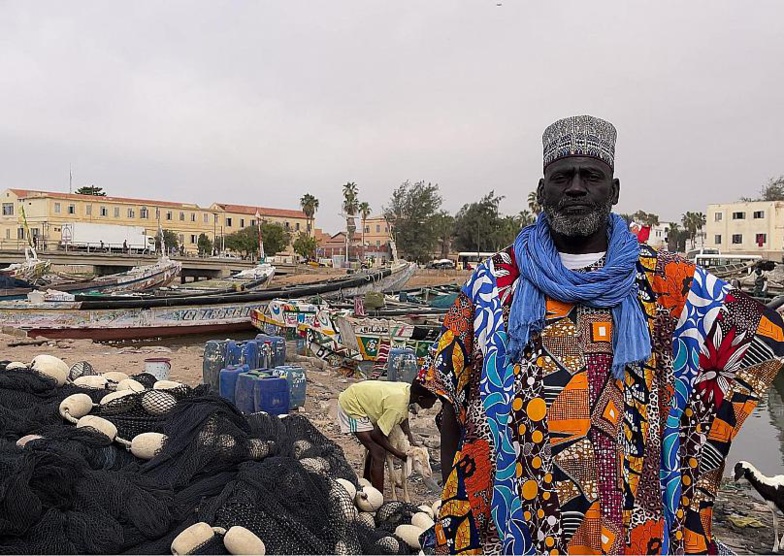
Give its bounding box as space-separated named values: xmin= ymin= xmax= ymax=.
xmin=426 ymin=259 xmax=455 ymax=269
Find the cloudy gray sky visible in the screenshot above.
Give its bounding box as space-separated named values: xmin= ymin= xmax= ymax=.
xmin=1 ymin=1 xmax=782 ymax=232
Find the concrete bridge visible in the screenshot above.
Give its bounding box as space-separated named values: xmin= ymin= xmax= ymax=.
xmin=0 ymin=250 xmax=296 ymax=282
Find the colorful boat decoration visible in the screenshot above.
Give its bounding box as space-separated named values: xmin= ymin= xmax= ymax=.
xmin=251 ymin=298 xmax=440 ymax=374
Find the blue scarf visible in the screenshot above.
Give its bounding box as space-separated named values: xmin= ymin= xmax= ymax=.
xmin=507 ymin=212 xmax=650 ymax=379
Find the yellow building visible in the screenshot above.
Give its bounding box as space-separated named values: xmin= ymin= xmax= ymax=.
xmin=0 ymin=188 xmax=310 ymax=255
xmin=361 ymin=215 xmax=393 ymax=260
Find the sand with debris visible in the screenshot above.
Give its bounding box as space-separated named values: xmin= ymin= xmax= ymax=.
xmin=1 ymin=331 xmax=776 ymax=552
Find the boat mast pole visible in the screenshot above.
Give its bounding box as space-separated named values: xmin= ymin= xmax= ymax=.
xmin=255 ymin=210 xmax=265 ymax=262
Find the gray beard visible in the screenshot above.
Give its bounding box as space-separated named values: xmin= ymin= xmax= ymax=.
xmin=543 ymin=199 xmax=613 ymax=237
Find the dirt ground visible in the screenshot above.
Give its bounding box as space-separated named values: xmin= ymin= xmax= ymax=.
xmin=2 ymin=325 xmax=776 ymax=552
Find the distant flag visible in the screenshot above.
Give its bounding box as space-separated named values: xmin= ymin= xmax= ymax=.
xmin=629 ymin=221 xmax=651 ymax=243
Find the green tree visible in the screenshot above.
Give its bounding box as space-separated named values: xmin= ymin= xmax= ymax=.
xmin=75 ymin=185 xmax=106 ymax=196
xmin=299 ymin=193 xmax=319 ymax=234
xmin=155 ymin=229 xmax=179 ymax=253
xmin=740 ymin=175 xmax=784 ymax=201
xmin=224 ymin=223 xmax=290 ymax=258
xmin=292 ymin=232 xmax=319 ymax=260
xmin=431 ymin=211 xmax=455 ymax=259
xmin=453 ymin=191 xmax=508 ymax=252
xmin=517 ymin=210 xmax=535 ymax=228
xmin=527 ymin=191 xmax=541 ymax=215
xmin=197 ymin=233 xmax=213 ymax=256
xmin=497 ymin=215 xmax=521 ymax=248
xmin=632 ymin=210 xmax=660 ymax=227
xmin=383 ymin=180 xmax=443 ymax=263
xmin=760 ymin=177 xmax=784 ymax=200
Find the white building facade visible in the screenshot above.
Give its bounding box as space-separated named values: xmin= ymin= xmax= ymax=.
xmin=705 ymin=201 xmax=784 ymax=260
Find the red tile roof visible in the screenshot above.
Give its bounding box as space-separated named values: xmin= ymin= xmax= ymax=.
xmin=9 ymin=189 xmax=203 ymax=210
xmin=213 ymin=203 xmax=307 ymax=219
xmin=8 ymin=189 xmax=306 ymax=219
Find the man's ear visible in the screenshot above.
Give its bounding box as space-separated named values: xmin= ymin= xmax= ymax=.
xmin=611 ymin=177 xmax=620 ymax=205
xmin=537 ymin=178 xmax=545 ymax=205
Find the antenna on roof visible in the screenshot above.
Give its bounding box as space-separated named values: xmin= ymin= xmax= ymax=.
xmin=69 ymin=164 xmax=72 ymax=194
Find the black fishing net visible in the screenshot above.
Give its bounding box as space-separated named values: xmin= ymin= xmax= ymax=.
xmin=0 ymin=362 xmax=427 ymax=555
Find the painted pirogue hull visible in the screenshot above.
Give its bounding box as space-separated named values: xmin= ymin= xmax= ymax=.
xmin=0 ymin=298 xmax=266 ymax=340
xmin=0 ymin=263 xmax=412 ymax=340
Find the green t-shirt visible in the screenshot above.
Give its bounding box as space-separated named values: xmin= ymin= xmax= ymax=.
xmin=338 ymin=381 xmax=410 ymax=435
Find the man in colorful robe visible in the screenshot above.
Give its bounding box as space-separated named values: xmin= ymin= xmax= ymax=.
xmin=419 ymin=115 xmax=784 ymax=555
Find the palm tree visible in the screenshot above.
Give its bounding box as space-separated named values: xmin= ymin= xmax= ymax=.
xmin=358 ymin=201 xmax=371 ymax=260
xmin=342 ymin=182 xmax=359 ymax=259
xmin=527 ymin=191 xmax=541 ymax=215
xmin=299 ymin=193 xmax=319 ymax=235
xmin=681 ymin=211 xmax=706 ymax=249
xmin=517 ymin=209 xmax=535 ymax=228
xmin=667 ymin=222 xmax=681 ymax=252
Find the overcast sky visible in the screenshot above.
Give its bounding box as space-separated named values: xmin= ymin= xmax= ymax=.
xmin=1 ymin=1 xmax=782 ymax=232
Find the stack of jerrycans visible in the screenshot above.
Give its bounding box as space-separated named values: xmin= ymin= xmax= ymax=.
xmin=236 ymin=334 xmax=289 ymax=415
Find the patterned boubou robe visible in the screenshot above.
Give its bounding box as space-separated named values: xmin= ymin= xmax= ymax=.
xmin=420 ymin=244 xmax=784 ymax=555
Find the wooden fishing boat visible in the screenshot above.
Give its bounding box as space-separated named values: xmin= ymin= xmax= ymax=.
xmin=0 ymin=262 xmax=413 ymax=340
xmin=0 ymin=249 xmax=51 ymax=283
xmin=0 ymin=256 xmax=181 ymax=301
xmin=251 ymin=298 xmax=441 ymax=365
xmin=169 ymin=261 xmax=275 ymax=294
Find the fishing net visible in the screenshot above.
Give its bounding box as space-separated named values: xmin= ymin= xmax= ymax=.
xmin=0 ymin=360 xmax=428 ymax=555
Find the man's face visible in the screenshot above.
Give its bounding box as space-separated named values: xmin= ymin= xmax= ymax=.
xmin=537 ymin=156 xmax=620 ymax=237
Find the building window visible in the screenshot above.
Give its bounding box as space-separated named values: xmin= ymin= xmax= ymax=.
xmin=376 ymin=240 xmax=381 ymax=246
xmin=17 ymin=228 xmax=24 ymax=239
xmin=732 ymin=234 xmax=743 ymax=244
xmin=4 ymin=229 xmax=9 ymax=239
xmin=128 ymin=208 xmax=135 ymax=218
xmin=166 ymin=211 xmax=172 ymax=221
xmin=100 ymin=206 xmax=107 ymax=217
xmin=203 ymin=213 xmax=209 ymax=223
xmin=114 ymin=207 xmax=120 ymax=217
xmin=714 ymin=212 xmax=723 ymax=222
xmin=732 ymin=212 xmax=745 ymax=220
xmin=2 ymin=203 xmax=14 ymax=216
xmin=753 ymin=211 xmax=765 ymax=219
xmin=375 ymin=224 xmax=380 ymax=233
xmin=68 ymin=204 xmax=75 ymax=215
xmin=178 ymin=234 xmax=184 ymax=245
xmin=190 ymin=213 xmax=196 ymax=222
xmin=190 ymin=235 xmax=197 ymax=244
xmin=140 ymin=207 xmax=149 ymax=219
xmin=364 ymin=226 xmax=369 ymax=233
xmin=85 ymin=205 xmax=92 ymax=216
xmin=250 ymin=219 xmax=256 ymax=226
xmin=225 ymin=217 xmax=232 ymax=227
xmin=179 ymin=212 xmax=185 ymax=221
xmin=54 ymin=203 xmax=61 ymax=214
xmin=240 ymin=218 xmax=245 ymax=228
xmin=296 ymin=222 xmax=300 ymax=231
xmin=756 ymin=233 xmax=767 ymax=245
xmin=384 ymin=226 xmax=389 ymax=233
xmin=714 ymin=234 xmax=722 ymax=244
xmin=284 ymin=222 xmax=290 ymax=230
